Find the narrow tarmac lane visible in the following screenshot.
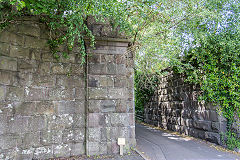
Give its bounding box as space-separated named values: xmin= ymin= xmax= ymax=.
xmin=136 ymin=123 xmax=240 ymax=160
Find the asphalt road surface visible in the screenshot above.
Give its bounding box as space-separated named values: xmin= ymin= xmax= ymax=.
xmin=136 ymin=123 xmax=240 ymax=160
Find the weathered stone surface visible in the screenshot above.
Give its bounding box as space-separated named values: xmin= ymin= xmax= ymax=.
xmin=31 ymin=74 xmax=56 ymax=87
xmin=28 ymin=116 xmax=46 ymax=131
xmin=24 ymin=87 xmax=48 ymax=101
xmin=0 ymin=85 xmax=6 ymax=101
xmin=24 ymin=36 xmax=48 ymax=49
xmin=88 ymin=88 xmax=108 ymax=99
xmin=0 ymin=115 xmax=8 ymax=135
xmin=0 ymin=31 xmax=24 ymax=46
xmin=108 ymin=88 xmax=127 ymax=99
xmin=205 ymin=132 xmax=220 ymax=144
xmin=111 ymin=113 xmax=129 ymax=127
xmin=18 ymin=59 xmax=38 ymax=73
xmin=41 ymin=130 xmax=63 ymax=145
xmin=0 ymin=19 xmax=133 ymax=158
xmin=15 ymin=102 xmax=36 ymax=115
xmin=87 ymin=142 xmax=100 ymax=155
xmin=52 ymin=63 xmax=71 ymax=75
xmin=0 ymin=42 xmax=10 ymax=56
xmin=8 ymin=115 xmax=29 ymax=134
xmin=88 ymin=128 xmax=101 ymax=142
xmin=47 ymin=114 xmax=74 ymax=130
xmin=6 ymin=86 xmax=24 ymax=101
xmin=38 ymin=62 xmax=52 ymax=75
xmin=22 ymin=132 xmax=41 ymax=148
xmin=35 ymin=101 xmax=55 ymax=115
xmin=0 ymin=134 xmax=22 ymax=150
xmin=48 ymin=88 xmax=75 ymax=101
xmin=143 ymin=71 xmax=233 ymax=147
xmin=0 ymin=56 xmax=17 ymax=71
xmin=56 ymin=75 xmax=84 ymax=88
xmin=9 ymin=45 xmax=30 ymax=59
xmin=54 ymin=100 xmax=85 ymax=114
xmin=89 ymin=63 xmax=106 ymax=75
xmin=17 ymin=23 xmax=40 ymax=37
xmin=33 ymin=146 xmax=53 ymax=159
xmin=0 ymin=71 xmax=18 ymax=86
xmin=70 ymin=142 xmax=85 ymax=156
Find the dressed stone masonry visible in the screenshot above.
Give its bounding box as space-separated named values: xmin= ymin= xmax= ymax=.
xmin=144 ymin=70 xmax=239 ymax=146
xmin=0 ymin=16 xmax=135 ymax=159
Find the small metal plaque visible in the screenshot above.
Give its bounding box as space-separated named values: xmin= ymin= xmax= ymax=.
xmin=118 ymin=138 xmax=126 ymax=145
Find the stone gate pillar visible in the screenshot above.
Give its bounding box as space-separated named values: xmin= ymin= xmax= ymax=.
xmin=86 ymin=37 xmax=135 ymax=155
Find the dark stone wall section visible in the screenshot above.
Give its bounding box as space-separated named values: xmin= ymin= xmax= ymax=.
xmin=144 ymin=71 xmax=229 ymax=145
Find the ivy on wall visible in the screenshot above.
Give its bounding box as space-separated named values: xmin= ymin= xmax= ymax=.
xmin=173 ymin=29 xmax=240 ymax=150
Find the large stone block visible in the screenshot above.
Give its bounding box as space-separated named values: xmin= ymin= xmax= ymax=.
xmin=41 ymin=130 xmax=63 ymax=145
xmin=38 ymin=62 xmax=52 ymax=75
xmin=28 ymin=115 xmax=47 ymax=131
xmin=54 ymin=100 xmax=85 ymax=114
xmin=8 ymin=115 xmax=29 ymax=134
xmin=88 ymin=100 xmax=101 ymax=113
xmin=15 ymin=102 xmax=36 ymax=115
xmin=87 ymin=142 xmax=100 ymax=155
xmin=70 ymin=142 xmax=85 ymax=156
xmin=71 ymin=64 xmax=84 ymax=75
xmin=18 ymin=73 xmax=32 ymax=87
xmin=33 ymin=146 xmax=53 ymax=159
xmin=22 ymin=132 xmax=41 ymax=148
xmin=35 ymin=101 xmax=55 ymax=115
xmin=18 ymin=59 xmax=38 ymax=73
xmin=114 ymin=76 xmax=127 ymax=88
xmin=56 ymin=75 xmax=84 ymax=88
xmin=0 ymin=71 xmax=18 ymax=86
xmin=30 ymin=49 xmax=41 ymax=60
xmin=108 ymin=88 xmax=127 ymax=99
xmin=89 ymin=63 xmax=106 ymax=75
xmin=24 ymin=87 xmax=48 ymax=101
xmin=47 ymin=114 xmax=74 ymax=130
xmin=31 ymin=74 xmax=56 ymax=87
xmin=0 ymin=42 xmax=10 ymax=56
xmin=52 ymin=63 xmax=71 ymax=75
xmin=88 ymin=88 xmax=108 ymax=99
xmin=6 ymin=86 xmax=24 ymax=101
xmin=0 ymin=85 xmax=6 ymax=101
xmin=24 ymin=36 xmax=48 ymax=49
xmin=88 ymin=54 xmax=100 ymax=64
xmin=0 ymin=134 xmax=22 ymax=150
xmin=116 ymin=64 xmax=126 ymax=75
xmin=99 ymin=76 xmax=114 ymax=87
xmin=48 ymin=88 xmax=75 ymax=101
xmin=106 ymin=63 xmax=117 ymax=74
xmin=101 ymin=55 xmax=115 ymax=63
xmin=193 ymin=120 xmax=212 ymax=131
xmin=75 ymin=88 xmax=86 ymax=100
xmin=88 ymin=128 xmax=101 ymax=142
xmin=0 ymin=31 xmax=24 ymax=46
xmin=17 ymin=23 xmax=40 ymax=37
xmin=111 ymin=113 xmax=129 ymax=127
xmin=0 ymin=56 xmax=17 ymax=71
xmin=9 ymin=45 xmax=30 ymax=59
xmin=116 ymin=100 xmax=127 ymax=113
xmin=205 ymin=132 xmax=220 ymax=144
xmin=0 ymin=115 xmax=8 ymax=134
xmin=73 ymin=114 xmax=85 ymax=128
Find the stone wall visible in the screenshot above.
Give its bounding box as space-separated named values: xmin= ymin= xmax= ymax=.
xmin=144 ymin=71 xmax=228 ymax=145
xmin=0 ymin=17 xmax=135 ymax=159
